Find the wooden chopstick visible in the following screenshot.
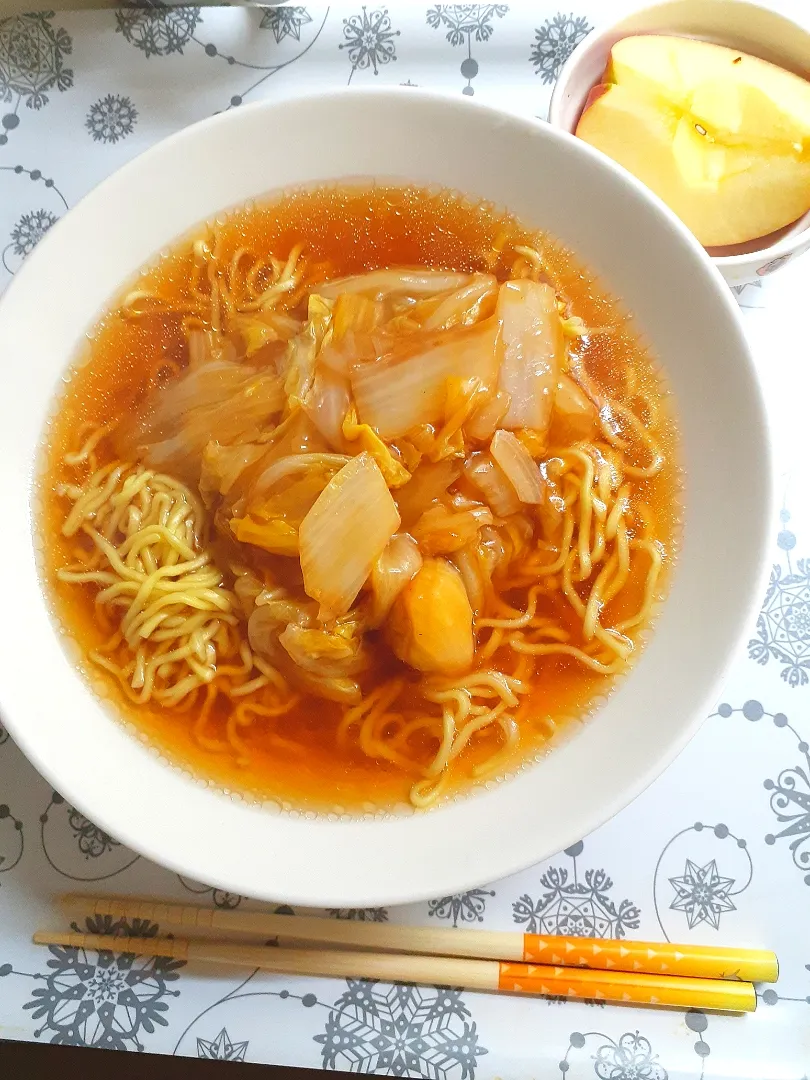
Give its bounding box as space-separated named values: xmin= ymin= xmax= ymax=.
xmin=33 ymin=930 xmax=757 ymax=1013
xmin=60 ymin=893 xmax=778 ymax=983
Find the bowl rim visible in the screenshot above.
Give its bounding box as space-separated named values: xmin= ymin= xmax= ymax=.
xmin=0 ymin=86 xmax=774 ymax=906
xmin=547 ymin=0 xmax=810 ymax=267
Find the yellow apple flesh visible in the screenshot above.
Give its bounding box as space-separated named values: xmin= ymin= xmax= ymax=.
xmin=608 ymin=35 xmax=810 ymax=145
xmin=575 ymin=35 xmax=810 ymax=246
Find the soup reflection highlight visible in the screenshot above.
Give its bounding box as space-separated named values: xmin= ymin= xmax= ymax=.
xmin=42 ymin=184 xmax=680 ymax=811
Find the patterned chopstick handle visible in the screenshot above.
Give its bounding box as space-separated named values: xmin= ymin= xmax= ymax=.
xmin=499 ymin=962 xmax=757 ymax=1012
xmin=522 ymin=935 xmax=777 ymax=982
xmin=69 ymin=894 xmax=228 ymax=930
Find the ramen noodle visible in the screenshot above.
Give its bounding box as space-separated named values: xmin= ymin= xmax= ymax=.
xmin=40 ymin=184 xmax=680 ymax=812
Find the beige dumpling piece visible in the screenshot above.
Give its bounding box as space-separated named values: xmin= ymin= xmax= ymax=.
xmin=386 ymin=557 xmax=474 ymax=675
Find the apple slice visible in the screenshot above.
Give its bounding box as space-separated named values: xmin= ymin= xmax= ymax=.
xmin=607 ymin=35 xmax=810 ymax=146
xmin=575 ymin=81 xmax=810 ymax=246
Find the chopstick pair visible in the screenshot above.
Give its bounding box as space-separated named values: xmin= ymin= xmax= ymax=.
xmin=32 ymin=893 xmax=776 ymax=1014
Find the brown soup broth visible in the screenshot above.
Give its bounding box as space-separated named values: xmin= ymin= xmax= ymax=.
xmin=40 ymin=184 xmax=680 ymax=812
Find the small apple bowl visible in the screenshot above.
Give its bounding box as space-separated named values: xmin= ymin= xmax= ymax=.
xmin=548 ymin=0 xmax=810 ymax=288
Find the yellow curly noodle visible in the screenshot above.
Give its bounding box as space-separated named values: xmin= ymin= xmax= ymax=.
xmin=57 ymin=440 xmax=296 ymax=758
xmin=122 ymin=227 xmax=308 ymax=336
xmin=48 ymin=185 xmax=677 ymax=812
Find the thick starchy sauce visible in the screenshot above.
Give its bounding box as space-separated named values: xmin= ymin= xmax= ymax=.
xmin=41 ymin=184 xmax=680 ymax=812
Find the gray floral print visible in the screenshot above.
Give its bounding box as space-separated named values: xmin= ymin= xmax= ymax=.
xmin=85 ymin=94 xmax=138 ymax=143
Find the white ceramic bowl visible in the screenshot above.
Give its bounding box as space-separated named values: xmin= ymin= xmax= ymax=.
xmin=0 ymin=89 xmax=772 ymax=906
xmin=548 ymin=0 xmax=810 ymax=287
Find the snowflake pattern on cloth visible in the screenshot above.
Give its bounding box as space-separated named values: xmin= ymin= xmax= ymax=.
xmin=593 ymin=1032 xmax=668 ymax=1080
xmin=197 ymin=1027 xmax=249 ymax=1060
xmin=314 ymin=980 xmax=487 ymax=1078
xmin=512 ymin=843 xmax=641 ymax=938
xmin=425 ymin=5 xmax=508 ymax=46
xmin=340 ymin=7 xmax=400 ymax=81
xmin=115 ymin=6 xmax=201 ymax=58
xmin=259 ymin=6 xmax=313 ymax=42
xmin=0 ymin=13 xmax=73 ymax=110
xmin=529 ymin=12 xmax=591 ymax=85
xmin=0 ymin=5 xmax=808 ymax=1078
xmin=427 ymin=889 xmax=494 ymax=927
xmin=85 ymin=95 xmax=138 ymax=144
xmin=8 ymin=208 xmax=57 ymax=256
xmin=668 ymin=859 xmax=737 ymax=930
xmin=766 ymin=758 xmax=810 ymax=885
xmin=22 ymin=916 xmax=183 ymax=1050
xmin=426 ymin=5 xmax=507 ymax=95
xmin=65 ymin=808 xmax=121 ymax=858
xmin=749 ymin=512 xmax=810 ymax=686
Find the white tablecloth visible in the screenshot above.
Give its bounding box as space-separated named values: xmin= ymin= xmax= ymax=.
xmin=1 ymin=3 xmax=809 ymax=1075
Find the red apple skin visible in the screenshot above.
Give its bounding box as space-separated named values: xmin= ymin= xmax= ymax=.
xmin=575 ymin=83 xmax=613 ymax=133
xmin=582 ymin=83 xmax=612 ymax=111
